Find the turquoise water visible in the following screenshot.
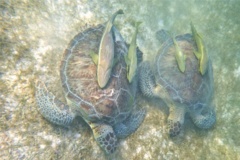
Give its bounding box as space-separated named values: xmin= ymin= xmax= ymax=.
xmin=0 ymin=0 xmax=240 ymax=159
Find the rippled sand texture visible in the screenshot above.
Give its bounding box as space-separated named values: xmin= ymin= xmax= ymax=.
xmin=1 ymin=0 xmax=240 ymax=159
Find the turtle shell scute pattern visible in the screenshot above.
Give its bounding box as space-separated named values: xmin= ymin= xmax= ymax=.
xmin=155 ymin=34 xmax=214 ymax=110
xmin=60 ymin=24 xmax=136 ymax=125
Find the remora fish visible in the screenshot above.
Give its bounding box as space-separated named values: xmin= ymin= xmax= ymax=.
xmin=173 ymin=37 xmax=186 ymax=73
xmin=191 ymin=22 xmax=208 ymax=75
xmin=97 ymin=9 xmax=124 ymax=88
xmin=125 ymin=21 xmax=141 ymax=83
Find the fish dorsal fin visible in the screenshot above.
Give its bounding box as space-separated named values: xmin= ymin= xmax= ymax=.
xmin=135 ymin=21 xmax=142 ymax=29
xmin=90 ymin=52 xmax=98 ymax=65
xmin=193 ymin=50 xmax=201 ymax=60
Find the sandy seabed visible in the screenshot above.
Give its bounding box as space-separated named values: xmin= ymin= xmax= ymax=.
xmin=1 ymin=0 xmax=240 ymax=159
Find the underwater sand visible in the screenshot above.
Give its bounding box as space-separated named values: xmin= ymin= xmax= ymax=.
xmin=1 ymin=0 xmax=240 ymax=159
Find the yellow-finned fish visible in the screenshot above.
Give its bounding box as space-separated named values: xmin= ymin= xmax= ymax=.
xmin=125 ymin=21 xmax=142 ymax=83
xmin=173 ymin=37 xmax=186 ymax=73
xmin=97 ymin=9 xmax=124 ymax=88
xmin=191 ymin=22 xmax=208 ymax=75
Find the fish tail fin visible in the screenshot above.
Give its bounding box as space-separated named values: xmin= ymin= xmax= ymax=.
xmin=191 ymin=21 xmax=202 ymax=38
xmin=135 ymin=21 xmax=142 ymax=34
xmin=190 ymin=21 xmax=194 ymax=32
xmin=135 ymin=21 xmax=142 ymax=28
xmin=111 ymin=9 xmax=124 ymax=24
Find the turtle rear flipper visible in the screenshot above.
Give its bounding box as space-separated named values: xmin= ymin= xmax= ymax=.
xmin=35 ymin=81 xmax=75 ymax=126
xmin=113 ymin=107 xmax=146 ymax=139
xmin=190 ymin=107 xmax=216 ymax=129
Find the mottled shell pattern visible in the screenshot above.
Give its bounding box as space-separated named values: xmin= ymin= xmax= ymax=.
xmin=154 ymin=34 xmax=214 ymax=111
xmin=60 ymin=24 xmax=141 ymax=125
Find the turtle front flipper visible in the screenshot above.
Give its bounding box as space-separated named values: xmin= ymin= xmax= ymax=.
xmin=89 ymin=122 xmax=117 ymax=154
xmin=138 ymin=61 xmax=157 ymax=97
xmin=113 ymin=107 xmax=146 ymax=139
xmin=167 ymin=103 xmax=186 ymax=137
xmin=35 ymin=81 xmax=75 ymax=126
xmin=190 ymin=106 xmax=216 ymax=129
xmin=138 ymin=61 xmax=171 ymax=99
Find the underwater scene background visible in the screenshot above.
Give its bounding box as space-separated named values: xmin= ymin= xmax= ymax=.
xmin=0 ymin=0 xmax=240 ymax=159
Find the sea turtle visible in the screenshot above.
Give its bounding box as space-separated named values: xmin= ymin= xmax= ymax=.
xmin=35 ymin=24 xmax=145 ymax=154
xmin=138 ymin=30 xmax=216 ymax=137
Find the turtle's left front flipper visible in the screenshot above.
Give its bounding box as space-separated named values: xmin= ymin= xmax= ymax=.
xmin=35 ymin=80 xmax=75 ymax=126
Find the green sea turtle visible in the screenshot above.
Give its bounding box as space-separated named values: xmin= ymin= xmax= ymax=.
xmin=35 ymin=24 xmax=145 ymax=154
xmin=139 ymin=30 xmax=216 ymax=137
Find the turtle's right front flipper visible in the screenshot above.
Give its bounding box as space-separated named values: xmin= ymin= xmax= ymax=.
xmin=88 ymin=122 xmax=117 ymax=154
xmin=35 ymin=81 xmax=75 ymax=126
xmin=167 ymin=103 xmax=186 ymax=137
